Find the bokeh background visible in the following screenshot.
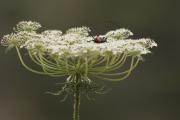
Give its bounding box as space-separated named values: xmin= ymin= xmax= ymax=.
xmin=0 ymin=0 xmax=179 ymax=120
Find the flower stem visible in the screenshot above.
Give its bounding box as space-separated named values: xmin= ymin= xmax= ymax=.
xmin=73 ymin=74 xmax=81 ymax=120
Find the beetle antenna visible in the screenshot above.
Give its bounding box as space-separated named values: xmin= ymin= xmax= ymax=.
xmin=88 ymin=31 xmax=95 ymax=42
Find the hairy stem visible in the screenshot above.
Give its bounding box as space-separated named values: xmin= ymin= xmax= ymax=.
xmin=73 ymin=74 xmax=81 ymax=120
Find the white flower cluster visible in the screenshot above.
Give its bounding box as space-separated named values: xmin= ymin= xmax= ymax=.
xmin=105 ymin=28 xmax=133 ymax=40
xmin=1 ymin=21 xmax=157 ymax=57
xmin=14 ymin=21 xmax=41 ymax=32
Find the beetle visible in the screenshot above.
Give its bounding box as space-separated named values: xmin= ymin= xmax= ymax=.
xmin=88 ymin=31 xmax=107 ymax=43
xmin=93 ymin=35 xmax=107 ymax=43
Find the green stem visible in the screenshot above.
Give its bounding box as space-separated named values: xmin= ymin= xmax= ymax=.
xmin=73 ymin=74 xmax=81 ymax=120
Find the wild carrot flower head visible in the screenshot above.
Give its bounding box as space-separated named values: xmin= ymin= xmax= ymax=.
xmin=1 ymin=21 xmax=157 ymax=97
xmin=1 ymin=21 xmax=157 ymax=57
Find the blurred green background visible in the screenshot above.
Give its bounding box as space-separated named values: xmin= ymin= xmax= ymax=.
xmin=0 ymin=0 xmax=179 ymax=120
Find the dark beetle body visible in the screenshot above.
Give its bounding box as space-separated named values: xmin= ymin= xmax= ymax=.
xmin=93 ymin=35 xmax=107 ymax=43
